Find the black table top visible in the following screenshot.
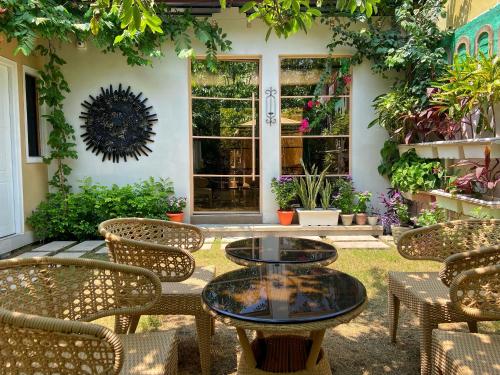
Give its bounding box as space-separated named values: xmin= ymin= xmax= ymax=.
xmin=225 ymin=237 xmax=338 ymax=265
xmin=202 ymin=265 xmax=367 ymax=324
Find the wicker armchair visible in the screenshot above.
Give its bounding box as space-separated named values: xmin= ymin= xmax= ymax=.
xmin=387 ymin=219 xmax=500 ymax=375
xmin=99 ymin=218 xmax=214 ymax=375
xmin=0 ymin=257 xmax=178 ymax=374
xmin=432 ymin=261 xmax=500 ymax=375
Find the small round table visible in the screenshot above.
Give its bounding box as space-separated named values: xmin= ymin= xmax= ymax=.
xmin=225 ymin=237 xmax=338 ymax=267
xmin=202 ymin=265 xmax=367 ymax=374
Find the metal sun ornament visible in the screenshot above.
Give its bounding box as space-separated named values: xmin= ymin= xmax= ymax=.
xmin=79 ymin=84 xmax=157 ymax=163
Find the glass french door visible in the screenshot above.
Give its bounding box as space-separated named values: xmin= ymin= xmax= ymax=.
xmin=190 ymin=58 xmax=260 ymax=213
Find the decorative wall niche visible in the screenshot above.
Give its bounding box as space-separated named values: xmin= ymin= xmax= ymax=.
xmin=80 ymin=84 xmax=157 ymax=163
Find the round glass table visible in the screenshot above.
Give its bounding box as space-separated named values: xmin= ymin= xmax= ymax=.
xmin=225 ymin=237 xmax=338 ymax=267
xmin=202 ymin=265 xmax=367 ymax=374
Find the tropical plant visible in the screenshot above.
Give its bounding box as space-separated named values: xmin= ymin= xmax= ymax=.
xmin=390 ymin=150 xmax=444 ymax=193
xmin=379 ymin=189 xmax=410 ymax=230
xmin=451 ymin=146 xmax=500 ymax=196
xmin=294 ymin=160 xmax=329 ymax=210
xmin=27 ymin=177 xmax=174 ymax=241
xmin=320 ymin=179 xmax=333 ymax=209
xmin=414 ymin=204 xmax=446 ymax=227
xmin=378 ymin=140 xmax=400 ymax=179
xmin=468 ymin=207 xmax=494 ymax=220
xmin=394 ymin=201 xmax=411 ymax=226
xmin=433 ymin=53 xmax=500 ymax=137
xmin=165 ymin=196 xmax=187 ymax=213
xmin=271 ymin=176 xmax=297 ymax=210
xmin=333 ymin=177 xmax=356 ymax=214
xmin=354 ymin=191 xmax=372 ymax=214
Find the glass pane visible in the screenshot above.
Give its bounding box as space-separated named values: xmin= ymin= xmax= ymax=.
xmin=191 ymin=59 xmax=259 ymax=98
xmin=194 ymin=177 xmax=260 ymax=212
xmin=281 ymin=97 xmax=349 ymax=135
xmin=280 ymin=58 xmax=350 ymax=97
xmin=193 ymin=139 xmax=259 ymax=175
xmin=25 ymin=74 xmax=40 ymax=157
xmin=192 ymin=98 xmax=260 ymax=137
xmin=281 ymin=137 xmax=349 ymax=175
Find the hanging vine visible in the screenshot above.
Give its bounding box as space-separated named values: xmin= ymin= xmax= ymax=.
xmin=0 ymin=0 xmax=232 ymax=193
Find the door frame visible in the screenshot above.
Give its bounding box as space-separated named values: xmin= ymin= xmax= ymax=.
xmin=0 ymin=56 xmax=24 ymax=237
xmin=188 ymin=55 xmax=263 ymax=215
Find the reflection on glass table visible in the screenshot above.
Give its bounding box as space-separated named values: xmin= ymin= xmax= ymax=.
xmin=225 ymin=237 xmax=338 ymax=267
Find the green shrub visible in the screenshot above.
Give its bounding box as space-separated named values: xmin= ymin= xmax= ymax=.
xmin=27 ymin=177 xmax=174 ymax=241
xmin=390 ymin=150 xmax=443 ymax=193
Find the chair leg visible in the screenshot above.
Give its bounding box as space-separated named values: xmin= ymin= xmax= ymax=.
xmin=467 ymin=321 xmax=478 ymax=333
xmin=128 ymin=315 xmax=141 ymax=334
xmin=115 ymin=315 xmax=131 ymax=334
xmin=195 ymin=313 xmax=213 ymax=375
xmin=388 ymin=289 xmax=400 ymax=343
xmin=419 ymin=313 xmax=438 ymax=375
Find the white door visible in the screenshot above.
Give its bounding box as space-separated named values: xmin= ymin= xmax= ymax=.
xmin=0 ymin=64 xmax=16 ymax=238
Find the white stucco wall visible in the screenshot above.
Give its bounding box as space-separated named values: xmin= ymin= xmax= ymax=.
xmin=58 ymin=8 xmax=391 ymax=223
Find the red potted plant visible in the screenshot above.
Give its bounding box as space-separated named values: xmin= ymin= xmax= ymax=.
xmin=165 ymin=196 xmax=187 ymax=223
xmin=271 ymin=176 xmax=296 ymax=225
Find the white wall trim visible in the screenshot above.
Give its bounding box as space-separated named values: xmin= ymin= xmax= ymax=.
xmin=0 ymin=232 xmax=34 ymax=256
xmin=0 ymin=56 xmax=25 ymax=235
xmin=22 ymin=65 xmax=47 ymax=164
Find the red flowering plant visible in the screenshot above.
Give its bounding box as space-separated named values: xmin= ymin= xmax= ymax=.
xmin=451 ymin=146 xmax=500 ymax=196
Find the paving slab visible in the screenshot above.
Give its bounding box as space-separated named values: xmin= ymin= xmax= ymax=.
xmin=13 ymin=252 xmax=53 ymax=259
xmin=220 ymin=237 xmax=248 ymax=243
xmin=326 ymin=235 xmax=378 ymax=242
xmin=201 ymin=243 xmax=213 ymax=250
xmin=96 ymin=247 xmax=109 ymax=254
xmin=65 ymin=240 xmax=105 ymax=252
xmin=52 ymin=252 xmax=87 ymax=259
xmin=332 ymin=241 xmax=390 ymax=249
xmin=204 ymin=237 xmax=216 ymax=244
xmin=35 ymin=241 xmax=77 ymax=252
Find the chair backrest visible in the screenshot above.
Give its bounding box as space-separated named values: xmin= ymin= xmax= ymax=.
xmin=99 ymin=218 xmax=201 ymax=282
xmin=450 ymin=263 xmax=500 ymax=320
xmin=0 ymin=257 xmax=162 ymax=374
xmin=397 ymin=219 xmax=500 ymax=261
xmin=440 ymin=244 xmax=500 ymax=287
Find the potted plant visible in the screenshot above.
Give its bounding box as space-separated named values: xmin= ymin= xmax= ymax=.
xmin=334 ymin=177 xmax=355 ymax=225
xmin=367 ymin=205 xmax=379 ymax=226
xmin=271 ymin=176 xmax=296 ymax=225
xmin=391 ymin=200 xmax=413 ymax=244
xmin=413 ymin=203 xmax=446 ymax=227
xmin=380 ymin=190 xmax=413 ymax=243
xmin=165 ymin=196 xmax=187 ymax=222
xmin=295 ymin=161 xmax=340 ymax=226
xmin=354 ymin=191 xmax=372 ymax=225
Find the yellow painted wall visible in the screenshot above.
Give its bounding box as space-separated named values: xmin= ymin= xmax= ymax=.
xmin=446 ymin=0 xmax=499 ymax=29
xmin=0 ymin=37 xmax=48 ymax=226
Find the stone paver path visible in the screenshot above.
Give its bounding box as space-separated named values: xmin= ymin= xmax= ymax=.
xmin=329 ymin=235 xmax=390 ymax=249
xmin=52 ymin=252 xmax=87 ymax=259
xmin=34 ymin=241 xmax=77 ymax=253
xmin=65 ymin=240 xmax=104 ymax=252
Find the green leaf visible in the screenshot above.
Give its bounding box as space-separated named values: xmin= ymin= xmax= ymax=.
xmin=240 ymin=1 xmax=256 ymax=13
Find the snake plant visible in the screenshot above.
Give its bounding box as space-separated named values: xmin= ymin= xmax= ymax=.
xmin=294 ymin=160 xmax=330 ymax=210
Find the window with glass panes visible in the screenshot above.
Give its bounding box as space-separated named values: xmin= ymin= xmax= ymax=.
xmin=280 ymin=57 xmax=351 ymax=177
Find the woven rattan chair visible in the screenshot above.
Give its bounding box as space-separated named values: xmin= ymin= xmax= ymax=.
xmin=431 ymin=260 xmax=500 ymax=375
xmin=387 ymin=219 xmax=500 ymax=375
xmin=99 ymin=217 xmax=214 ymax=375
xmin=0 ymin=257 xmax=178 ymax=374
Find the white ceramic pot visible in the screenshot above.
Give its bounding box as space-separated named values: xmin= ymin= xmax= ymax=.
xmin=340 ymin=214 xmax=354 ymax=226
xmin=367 ymin=216 xmax=379 ymax=225
xmin=296 ymin=208 xmax=340 ymax=226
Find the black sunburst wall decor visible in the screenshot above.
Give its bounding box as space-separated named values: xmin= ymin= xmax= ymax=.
xmin=80 ymin=84 xmax=157 ymax=163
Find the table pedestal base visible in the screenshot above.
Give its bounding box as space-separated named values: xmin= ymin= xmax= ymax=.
xmin=237 ymin=335 xmax=332 ymax=375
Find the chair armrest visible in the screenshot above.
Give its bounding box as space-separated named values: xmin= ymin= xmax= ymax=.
xmin=440 ymin=245 xmax=500 ymax=287
xmin=0 ymin=307 xmax=123 ymax=374
xmin=449 ymin=264 xmax=500 ymax=320
xmin=159 ymin=221 xmax=205 ymax=252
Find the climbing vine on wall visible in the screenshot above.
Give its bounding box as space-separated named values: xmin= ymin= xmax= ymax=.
xmin=0 ymin=0 xmax=232 ymax=193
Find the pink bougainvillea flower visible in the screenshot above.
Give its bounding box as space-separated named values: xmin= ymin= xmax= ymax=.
xmin=298 ymin=119 xmax=310 ymax=133
xmin=307 ymin=100 xmax=314 ymax=109
xmin=343 ymin=75 xmax=352 ymax=85
xmin=315 ymin=100 xmax=321 ymax=107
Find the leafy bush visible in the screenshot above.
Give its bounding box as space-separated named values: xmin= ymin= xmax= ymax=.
xmin=271 ymin=176 xmax=297 ymax=211
xmin=333 ymin=177 xmax=356 ymax=214
xmin=390 ymin=150 xmax=443 ymax=193
xmin=27 ymin=178 xmax=174 ymax=241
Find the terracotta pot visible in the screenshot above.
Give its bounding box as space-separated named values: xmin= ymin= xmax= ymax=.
xmin=277 ymin=210 xmax=294 ymax=225
xmin=367 ymin=216 xmax=379 ymax=226
xmin=340 ymin=214 xmax=354 ymax=226
xmin=355 ymin=213 xmax=368 ymax=225
xmin=166 ymin=212 xmax=184 ymax=223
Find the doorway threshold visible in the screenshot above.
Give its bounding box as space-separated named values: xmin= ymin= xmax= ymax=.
xmin=191 ymin=214 xmax=263 ymax=225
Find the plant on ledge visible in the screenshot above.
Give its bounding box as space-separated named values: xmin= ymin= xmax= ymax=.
xmin=354 ymin=191 xmax=372 ymax=225
xmin=334 ymin=177 xmax=356 ymax=225
xmin=294 ymin=161 xmax=328 ymax=210
xmin=271 ymin=176 xmax=297 ymax=225
xmin=165 ymin=196 xmax=187 ymax=222
xmin=413 ymin=203 xmax=446 ymax=227
xmin=390 ymin=150 xmax=443 ymax=193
